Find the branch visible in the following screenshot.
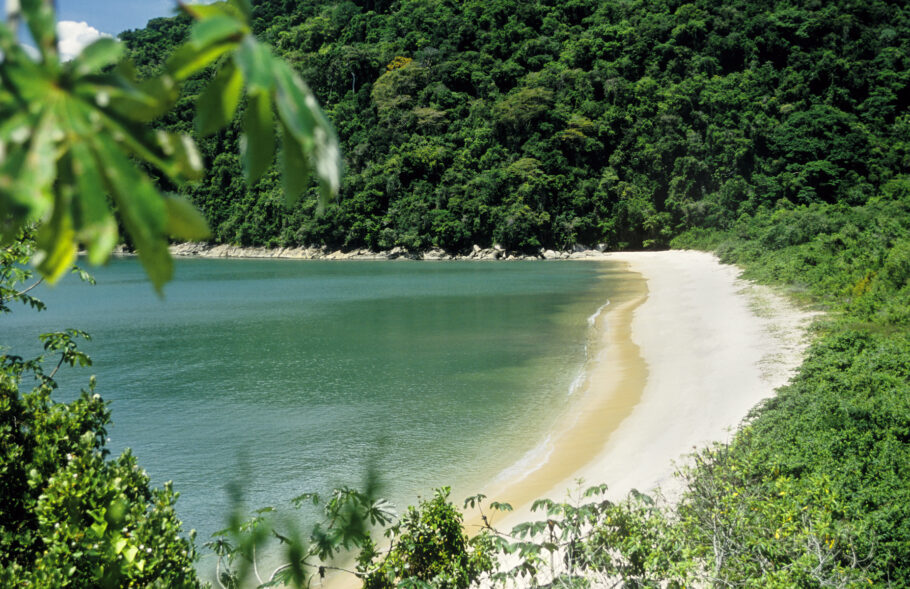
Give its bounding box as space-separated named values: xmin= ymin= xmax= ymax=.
xmin=15 ymin=278 xmax=43 ymax=297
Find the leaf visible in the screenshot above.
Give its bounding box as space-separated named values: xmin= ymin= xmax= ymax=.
xmin=69 ymin=38 xmax=124 ymax=76
xmin=196 ymin=60 xmax=243 ymax=136
xmin=271 ymin=60 xmax=341 ymax=210
xmin=241 ymin=89 xmax=274 ymax=185
xmin=167 ymin=40 xmax=237 ymax=81
xmin=123 ymin=544 xmax=138 ymax=563
xmin=21 ymin=0 xmax=58 ymax=60
xmin=68 ymin=142 xmax=118 ymax=265
xmin=229 ymin=0 xmax=252 ymax=18
xmin=234 ymin=37 xmax=275 ymax=93
xmin=279 ymin=120 xmax=311 ymax=207
xmin=164 ymin=194 xmax=211 ymax=241
xmin=91 ymin=134 xmax=172 ymax=292
xmin=181 ymin=1 xmax=247 ymax=22
xmin=34 ymin=193 xmax=77 ymax=283
xmin=531 ymin=498 xmax=554 ymax=513
xmin=189 ymin=14 xmax=247 ymax=48
xmin=154 ymin=131 xmax=205 ymax=183
xmin=90 ymin=64 xmax=180 ymax=123
xmin=0 ymin=109 xmax=57 ymax=242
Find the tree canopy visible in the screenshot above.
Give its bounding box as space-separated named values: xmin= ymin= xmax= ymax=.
xmin=118 ymin=0 xmax=908 ymax=253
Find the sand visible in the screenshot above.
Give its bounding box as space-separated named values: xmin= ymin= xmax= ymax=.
xmin=467 ymin=250 xmax=816 ymax=531
xmin=319 ymin=250 xmax=816 ymax=587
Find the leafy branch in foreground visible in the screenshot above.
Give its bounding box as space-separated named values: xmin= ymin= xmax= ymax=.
xmin=0 ymin=0 xmax=340 ymax=291
xmin=206 ymin=475 xmax=397 ymax=589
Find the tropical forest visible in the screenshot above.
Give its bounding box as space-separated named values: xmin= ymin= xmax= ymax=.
xmin=1 ymin=0 xmax=908 ymax=587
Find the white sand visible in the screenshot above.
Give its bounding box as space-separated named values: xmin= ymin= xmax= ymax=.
xmin=556 ymin=250 xmax=815 ymax=500
xmin=481 ymin=250 xmax=816 ymax=532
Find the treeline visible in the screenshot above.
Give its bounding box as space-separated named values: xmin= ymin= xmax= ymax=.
xmin=120 ymin=0 xmax=909 ymax=253
xmin=664 ymin=196 xmax=910 ymax=586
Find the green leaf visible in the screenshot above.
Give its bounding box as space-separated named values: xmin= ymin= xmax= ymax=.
xmin=69 ymin=38 xmax=124 ymax=76
xmin=164 ymin=194 xmax=212 ymax=241
xmin=234 ymin=38 xmax=275 ymax=93
xmin=0 ymin=109 xmax=57 ymax=242
xmin=189 ymin=14 xmax=247 ymax=47
xmin=181 ymin=1 xmax=247 ymax=22
xmin=154 ymin=131 xmax=205 ymax=182
xmin=271 ymin=60 xmax=341 ymax=210
xmin=167 ymin=40 xmax=237 ymax=81
xmin=91 ymin=134 xmax=172 ymax=292
xmin=229 ymin=0 xmax=252 ymax=18
xmin=241 ymin=89 xmax=274 ymax=185
xmin=67 ymin=142 xmax=119 ymax=265
xmin=196 ymin=60 xmax=243 ymax=136
xmin=34 ymin=193 xmax=77 ymax=283
xmin=21 ymin=0 xmax=58 ymax=60
xmin=85 ymin=63 xmax=180 ymax=123
xmin=279 ymin=120 xmax=311 ymax=207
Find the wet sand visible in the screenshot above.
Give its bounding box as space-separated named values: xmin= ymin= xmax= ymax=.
xmin=466 ymin=250 xmax=814 ymax=532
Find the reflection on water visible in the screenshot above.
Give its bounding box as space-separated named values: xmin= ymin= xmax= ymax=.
xmin=3 ymin=257 xmax=621 ymax=542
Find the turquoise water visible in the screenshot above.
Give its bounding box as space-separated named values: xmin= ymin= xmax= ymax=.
xmin=2 ymin=257 xmax=618 ymax=542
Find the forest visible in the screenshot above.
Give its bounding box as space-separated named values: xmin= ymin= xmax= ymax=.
xmin=2 ymin=0 xmax=909 ymax=587
xmin=120 ymin=0 xmax=909 ymax=254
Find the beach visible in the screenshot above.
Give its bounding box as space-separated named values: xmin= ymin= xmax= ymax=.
xmin=467 ymin=250 xmax=815 ymax=531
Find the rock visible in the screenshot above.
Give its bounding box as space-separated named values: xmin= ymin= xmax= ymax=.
xmin=542 ymin=249 xmax=558 ymax=259
xmin=472 ymin=244 xmax=482 ymax=253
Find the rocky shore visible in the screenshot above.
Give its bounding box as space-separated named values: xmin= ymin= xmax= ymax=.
xmin=141 ymin=242 xmax=615 ymax=261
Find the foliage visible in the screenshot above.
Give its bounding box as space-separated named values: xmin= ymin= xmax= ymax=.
xmin=116 ymin=0 xmax=908 ymax=253
xmin=364 ymin=487 xmax=493 ymax=589
xmin=0 ymin=242 xmax=201 ymax=588
xmin=0 ymin=0 xmax=340 ymax=290
xmin=206 ymin=478 xmax=396 ymax=589
xmin=668 ymin=192 xmax=910 ymax=586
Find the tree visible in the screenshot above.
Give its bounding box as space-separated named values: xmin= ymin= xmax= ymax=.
xmin=0 ymin=0 xmax=341 ymax=291
xmin=1 ymin=237 xmax=201 ymax=587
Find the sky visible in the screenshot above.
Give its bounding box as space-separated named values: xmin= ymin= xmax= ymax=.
xmin=56 ymin=0 xmax=179 ymax=37
xmin=15 ymin=1 xmax=204 ymax=61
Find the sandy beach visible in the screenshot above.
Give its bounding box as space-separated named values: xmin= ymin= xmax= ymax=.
xmin=467 ymin=250 xmax=815 ymax=531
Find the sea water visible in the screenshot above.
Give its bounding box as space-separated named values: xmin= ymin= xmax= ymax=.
xmin=2 ymin=257 xmax=622 ymax=543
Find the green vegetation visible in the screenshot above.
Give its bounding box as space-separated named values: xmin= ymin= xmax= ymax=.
xmin=120 ymin=0 xmax=907 ymax=254
xmin=0 ymin=0 xmax=340 ymax=291
xmin=665 ymin=198 xmax=910 ymax=586
xmin=3 ymin=0 xmax=910 ymax=587
xmin=1 ymin=238 xmax=201 ymax=588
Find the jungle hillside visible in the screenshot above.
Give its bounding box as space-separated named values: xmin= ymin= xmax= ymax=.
xmin=2 ymin=0 xmax=910 ymax=587
xmin=121 ymin=0 xmax=909 ymax=254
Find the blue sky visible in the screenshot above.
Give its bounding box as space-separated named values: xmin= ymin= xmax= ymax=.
xmin=56 ymin=0 xmax=179 ymax=36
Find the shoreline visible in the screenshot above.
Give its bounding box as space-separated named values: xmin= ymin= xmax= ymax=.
xmin=122 ymin=241 xmax=616 ymax=261
xmin=467 ymin=250 xmax=815 ymax=533
xmin=177 ymin=247 xmax=816 ymax=586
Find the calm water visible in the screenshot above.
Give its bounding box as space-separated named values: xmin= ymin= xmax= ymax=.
xmin=2 ymin=257 xmax=620 ymax=542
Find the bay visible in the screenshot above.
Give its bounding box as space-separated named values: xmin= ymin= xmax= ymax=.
xmin=2 ymin=257 xmax=619 ymax=544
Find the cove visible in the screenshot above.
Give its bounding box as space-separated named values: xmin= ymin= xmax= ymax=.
xmin=2 ymin=257 xmax=629 ymax=542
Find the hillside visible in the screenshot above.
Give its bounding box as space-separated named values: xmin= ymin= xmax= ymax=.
xmin=120 ymin=0 xmax=908 ymax=253
xmin=114 ymin=0 xmax=910 ymax=585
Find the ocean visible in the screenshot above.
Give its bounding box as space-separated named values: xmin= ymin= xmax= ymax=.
xmin=2 ymin=256 xmax=622 ymax=543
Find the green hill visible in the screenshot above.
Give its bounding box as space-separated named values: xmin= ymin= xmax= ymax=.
xmin=120 ymin=0 xmax=908 ymax=253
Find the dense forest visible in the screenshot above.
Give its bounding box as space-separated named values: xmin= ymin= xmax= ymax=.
xmin=2 ymin=0 xmax=909 ymax=586
xmin=120 ymin=0 xmax=909 ymax=253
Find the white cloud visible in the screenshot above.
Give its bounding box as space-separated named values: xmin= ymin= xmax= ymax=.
xmin=56 ymin=21 xmax=111 ymax=61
